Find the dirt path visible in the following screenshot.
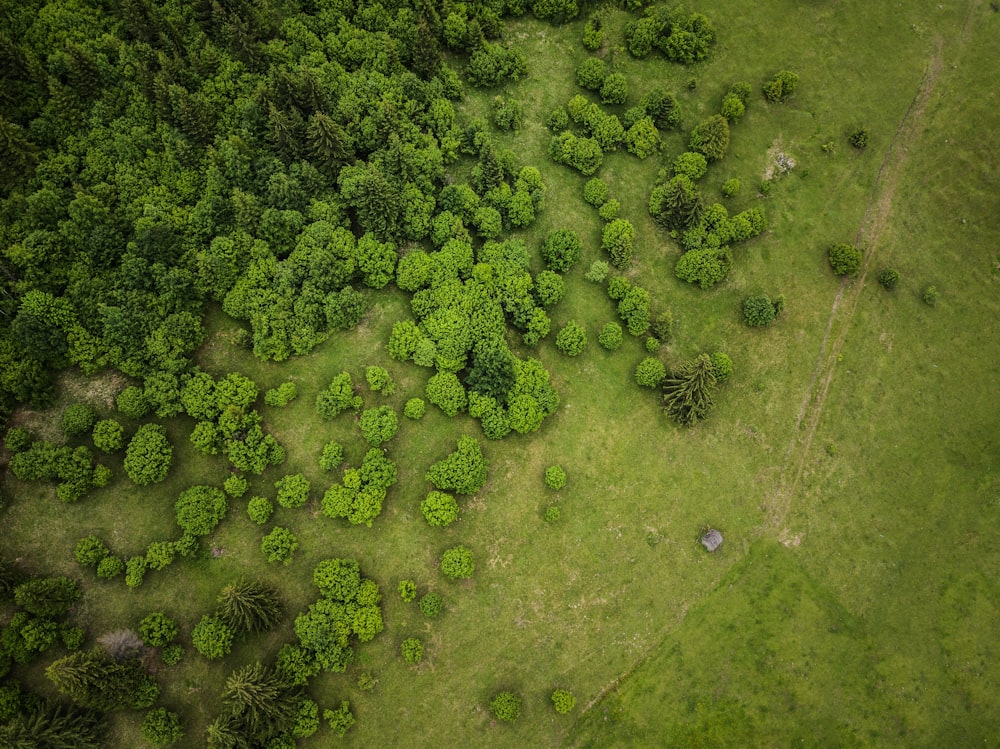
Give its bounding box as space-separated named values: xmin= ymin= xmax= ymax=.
xmin=766 ymin=44 xmax=946 ymax=531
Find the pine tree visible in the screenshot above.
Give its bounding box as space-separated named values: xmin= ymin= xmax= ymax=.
xmin=217 ymin=578 xmax=283 ymax=635
xmin=0 ymin=700 xmax=104 ymax=749
xmin=307 ymin=113 xmax=353 ymax=175
xmin=661 ymin=354 xmax=717 ymax=426
xmin=219 ymin=662 xmax=301 ymax=742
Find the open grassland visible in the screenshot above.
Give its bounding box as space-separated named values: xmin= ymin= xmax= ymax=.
xmin=2 ymin=1 xmax=998 ymax=747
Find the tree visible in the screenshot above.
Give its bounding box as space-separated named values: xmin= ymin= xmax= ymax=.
xmin=261 ymin=527 xmax=298 ymax=565
xmin=555 ymin=321 xmax=587 ymax=356
xmin=673 ymin=152 xmax=708 ymax=181
xmin=46 ymin=648 xmax=157 ymax=710
xmin=545 ymin=466 xmax=567 ymax=490
xmin=175 ymin=486 xmax=227 ymax=537
xmin=139 ymin=613 xmax=179 ymax=647
xmin=743 ymin=295 xmax=781 ymax=327
xmin=217 ymin=579 xmax=283 ymax=635
xmin=91 ymin=420 xmax=124 ymax=453
xmin=141 ymin=707 xmax=183 ymax=747
xmin=359 ymin=406 xmax=399 ymax=446
xmin=689 ymin=115 xmax=730 ymax=161
xmin=576 ymin=58 xmax=606 ymax=90
xmin=14 ymin=577 xmax=81 ymax=617
xmin=427 ymin=436 xmax=489 ymax=495
xmin=421 ymin=491 xmax=460 ymax=527
xmin=275 ymin=474 xmax=310 ymax=508
xmin=710 ymin=352 xmax=734 ymax=382
xmin=75 ymin=535 xmax=110 ymax=567
xmin=62 ymin=404 xmax=96 ymax=437
xmin=124 ymin=424 xmax=173 ymax=485
xmin=540 ymin=229 xmax=583 ymax=273
xmin=247 ymin=496 xmax=273 ymax=525
xmin=316 ymin=372 xmax=362 ymax=419
xmin=675 ymin=248 xmax=731 ymax=289
xmin=419 ymin=592 xmax=443 ymax=618
xmin=425 ymin=372 xmax=467 ymax=417
xmin=191 ymin=615 xmax=234 ymax=660
xmin=365 ymin=366 xmax=394 ymax=395
xmin=602 ymin=219 xmax=635 ymax=268
xmin=401 ymin=637 xmax=423 ymax=664
xmin=263 ymin=382 xmax=297 ymax=407
xmin=440 ymin=546 xmax=475 ymax=579
xmin=534 ymin=271 xmax=565 ymax=308
xmin=600 ymin=73 xmax=628 ymax=105
xmin=635 ymin=357 xmax=667 ymax=388
xmin=763 ymin=70 xmax=799 ymax=102
xmin=217 ymin=662 xmax=302 ymax=744
xmin=313 ymin=559 xmax=361 ymax=602
xmin=828 ymin=243 xmax=862 ymax=276
xmin=324 ymin=701 xmax=355 ymax=738
xmin=662 ymin=354 xmax=718 ymax=426
xmin=650 ymin=174 xmax=704 ymax=231
xmin=552 ymin=689 xmax=576 ymax=714
xmin=583 ymin=179 xmax=609 ymax=207
xmin=490 ymin=691 xmax=522 ymax=722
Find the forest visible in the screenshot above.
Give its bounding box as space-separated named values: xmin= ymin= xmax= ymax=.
xmin=1 ymin=0 xmax=998 ymax=746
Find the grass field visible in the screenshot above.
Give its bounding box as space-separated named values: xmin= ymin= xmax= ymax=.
xmin=2 ymin=1 xmax=999 ymax=747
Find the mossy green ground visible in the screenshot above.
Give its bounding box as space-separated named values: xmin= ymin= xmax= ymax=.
xmin=3 ymin=1 xmax=999 ymax=746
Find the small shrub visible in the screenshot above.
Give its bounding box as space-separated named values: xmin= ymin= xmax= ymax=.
xmin=264 ymin=382 xmax=297 ymax=407
xmin=709 ymin=352 xmax=734 ymax=383
xmin=398 ymin=580 xmax=417 ymax=602
xmin=583 ymin=178 xmax=609 ymax=207
xmin=403 ymin=398 xmax=426 ymax=420
xmin=551 ymin=689 xmax=576 ymax=714
xmin=597 ymin=199 xmax=620 ymax=221
xmin=878 ymin=268 xmax=900 ymax=290
xmin=275 ymin=473 xmax=310 ymax=508
xmin=721 ymin=178 xmax=740 ymax=197
xmin=544 ymin=505 xmax=561 ymax=522
xmin=849 ymin=127 xmax=870 ymax=149
xmin=585 ymin=261 xmax=609 ymax=283
xmin=673 ymin=152 xmax=708 ymax=181
xmin=247 ymin=496 xmax=273 ymax=525
xmin=546 ymin=106 xmax=569 ymax=132
xmin=401 ymin=637 xmax=423 ymax=664
xmin=365 ymin=366 xmax=395 ymax=395
xmin=541 ymin=229 xmax=583 ymax=272
xmin=440 ymin=546 xmax=475 ymax=579
xmin=116 ymin=386 xmax=150 ymax=418
xmin=357 ymin=672 xmax=378 ymax=691
xmin=419 ymin=592 xmax=443 ymax=618
xmin=600 ymin=73 xmax=628 ymax=105
xmin=324 ymin=701 xmax=355 ymax=738
xmin=490 ymin=691 xmax=522 ymax=723
xmin=555 ymin=321 xmax=587 ymax=356
xmin=161 ymin=644 xmax=183 ymax=665
xmin=421 ymin=491 xmax=460 ymax=527
xmin=223 ymin=474 xmax=248 ymax=498
xmin=635 ymin=357 xmax=667 ymax=388
xmin=763 ymin=70 xmax=799 ymax=102
xmin=62 ymin=404 xmax=96 ymax=437
xmin=576 ymin=58 xmax=607 ymax=90
xmin=743 ymin=295 xmax=779 ymax=327
xmin=922 ymin=285 xmax=940 ymax=306
xmin=582 ymin=15 xmax=603 ymax=50
xmin=319 ymin=441 xmax=344 ymax=472
xmin=598 ymin=322 xmax=624 ymax=350
xmin=261 ymin=527 xmax=298 ymax=565
xmin=91 ymin=420 xmax=124 ymax=453
xmin=492 ymin=95 xmax=524 ymax=131
xmin=645 ymin=337 xmax=660 ymax=353
xmin=97 ymin=556 xmax=125 ymax=579
xmin=141 ymin=707 xmax=183 ymax=747
xmin=4 ymin=426 xmax=32 ymax=452
xmin=828 ymin=243 xmax=863 ymax=276
xmin=125 ymin=556 xmax=147 ymax=588
xmin=545 ymin=465 xmax=567 ymax=490
xmin=139 ymin=612 xmax=179 ymax=647
xmin=191 ymin=614 xmax=233 ymax=660
xmin=75 ymin=535 xmax=110 ymax=567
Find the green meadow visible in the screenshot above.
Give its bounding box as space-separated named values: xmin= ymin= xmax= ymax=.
xmin=3 ymin=0 xmax=998 ymax=747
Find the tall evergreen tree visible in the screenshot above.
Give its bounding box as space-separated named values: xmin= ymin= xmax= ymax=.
xmin=661 ymin=354 xmax=717 ymax=426
xmin=217 ymin=578 xmax=283 ymax=635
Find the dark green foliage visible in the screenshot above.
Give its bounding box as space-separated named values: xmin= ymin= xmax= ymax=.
xmin=4 ymin=427 xmax=32 ymax=453
xmin=324 ymin=701 xmax=355 ymax=738
xmin=552 ymin=689 xmax=576 ymax=713
xmin=0 ymin=700 xmax=106 ymax=748
xmin=576 ymin=58 xmax=607 ymax=90
xmin=191 ymin=615 xmax=233 ymax=660
xmin=545 ymin=466 xmax=567 ymax=490
xmin=217 ymin=579 xmax=283 ymax=635
xmin=97 ymin=556 xmax=125 ymax=579
xmin=583 ymin=14 xmax=604 ymax=49
xmin=828 ymin=243 xmax=863 ymax=276
xmin=421 ymin=491 xmax=460 ymax=527
xmin=316 ymin=372 xmax=362 ymax=419
xmin=91 ymin=419 xmax=124 ymax=453
xmin=555 ymin=321 xmax=587 ymax=356
xmin=466 ymin=43 xmax=528 ymax=88
xmin=427 ymin=436 xmax=489 ymax=495
xmin=440 ymin=546 xmax=475 ymax=580
xmin=763 ymin=70 xmax=800 ymax=102
xmin=62 ymin=404 xmax=96 ymax=437
xmin=139 ymin=613 xmax=179 ymax=648
xmin=541 ymin=229 xmax=584 ymax=272
xmin=600 ymin=73 xmax=628 ymax=105
xmin=710 ymin=352 xmax=735 ymax=383
xmin=365 ymin=366 xmax=394 ymax=396
xmin=419 ymin=592 xmax=444 ymax=618
xmin=492 ymin=96 xmax=524 ymax=131
xmin=878 ymin=268 xmax=900 ymax=290
xmin=689 ymin=115 xmax=730 ymax=161
xmin=175 ymin=486 xmax=227 ymax=536
xmin=247 ymin=497 xmax=273 ymax=525
xmin=261 ymin=527 xmax=298 ymax=565
xmin=649 ymin=175 xmax=704 ymax=231
xmin=141 ymin=708 xmax=183 ymax=747
xmin=675 ymin=248 xmax=732 ymax=289
xmin=662 ymin=354 xmax=718 ymax=426
xmin=743 ymin=295 xmax=781 ymax=327
xmin=490 ymin=691 xmax=522 ymax=722
xmin=635 ymin=357 xmax=667 ymax=388
xmin=212 ymin=662 xmax=303 ymax=746
xmin=466 ymin=346 xmax=517 ymax=404
xmin=75 ymin=535 xmax=110 ymax=568
xmin=46 ymin=648 xmax=158 ymax=710
xmin=849 ymin=127 xmax=870 ymax=149
xmin=275 ymin=474 xmax=310 ymax=509
xmin=161 ymin=644 xmax=183 ymax=666
xmin=124 ymin=424 xmax=172 ymax=486
xmin=116 ymin=387 xmax=150 ymax=419
xmin=401 ymin=637 xmax=423 ymax=664
xmin=14 ymin=577 xmax=81 ymax=618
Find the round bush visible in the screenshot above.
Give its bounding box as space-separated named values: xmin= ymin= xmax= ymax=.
xmin=544 ymin=505 xmax=561 ymax=522
xmin=124 ymin=424 xmax=173 ymax=486
xmin=139 ymin=612 xmax=179 ymax=647
xmin=403 ymin=398 xmax=426 ymax=420
xmin=61 ymin=404 xmax=96 ymax=437
xmin=878 ymin=268 xmax=900 ymax=290
xmin=575 ymin=57 xmax=607 ymax=90
xmin=673 ymin=152 xmax=708 ymax=181
xmin=75 ymin=535 xmax=110 ymax=567
xmin=401 ymin=637 xmax=423 ymax=664
xmin=141 ymin=707 xmax=183 ymax=747
xmin=489 ymin=691 xmax=522 ymax=723
xmin=849 ymin=127 xmax=870 ymax=149
xmin=585 ymin=261 xmax=609 ymax=284
xmin=91 ymin=419 xmax=124 ymax=453
xmin=583 ymin=178 xmax=609 ymax=207
xmin=597 ymin=199 xmax=620 ymax=221
xmin=551 ymin=689 xmax=576 ymax=714
xmin=419 ymin=592 xmax=443 ymax=618
xmin=555 ymin=321 xmax=587 ymax=356
xmin=97 ymin=556 xmax=125 ymax=579
xmin=722 ymin=178 xmax=741 ymax=197
xmin=174 ymin=486 xmax=227 ymax=536
xmin=421 ymin=491 xmax=460 ymax=527
xmin=191 ymin=614 xmax=233 ymax=660
xmin=922 ymin=285 xmax=940 ymax=306
xmin=116 ymin=386 xmax=150 ymax=419
xmin=247 ymin=496 xmax=273 ymax=525
xmin=261 ymin=526 xmax=298 ymax=565
xmin=634 ymin=357 xmax=666 ymax=388
xmin=600 ymin=73 xmax=628 ymax=105
xmin=743 ymin=295 xmax=778 ymax=327
xmin=4 ymin=426 xmax=32 ymax=452
xmin=541 ymin=229 xmax=583 ymax=272
xmin=709 ymin=352 xmax=734 ymax=383
xmin=645 ymin=337 xmax=660 ymax=353
xmin=223 ymin=474 xmax=248 ymax=498
xmin=828 ymin=243 xmax=862 ymax=276
xmin=440 ymin=546 xmax=475 ymax=580
xmin=598 ymin=322 xmax=624 ymax=350
xmin=161 ymin=643 xmax=183 ymax=665
xmin=545 ymin=466 xmax=567 ymax=490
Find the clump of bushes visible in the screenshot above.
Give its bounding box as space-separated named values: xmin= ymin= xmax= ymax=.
xmin=763 ymin=70 xmax=799 ymax=102
xmin=743 ymin=294 xmax=784 ymax=327
xmin=849 ymin=127 xmax=870 ymax=149
xmin=398 ymin=580 xmax=416 ymax=602
xmin=401 ymin=637 xmax=423 ymax=664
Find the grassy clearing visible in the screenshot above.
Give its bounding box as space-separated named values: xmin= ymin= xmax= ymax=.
xmin=2 ymin=1 xmax=997 ymax=747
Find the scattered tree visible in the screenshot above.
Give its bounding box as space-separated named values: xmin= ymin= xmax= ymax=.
xmin=490 ymin=691 xmax=522 ymax=722
xmin=124 ymin=424 xmax=173 ymax=486
xmin=440 ymin=546 xmax=475 ymax=580
xmin=828 ymin=243 xmax=863 ymax=276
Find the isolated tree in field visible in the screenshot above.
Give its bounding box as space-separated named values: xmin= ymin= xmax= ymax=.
xmin=218 ymin=579 xmax=283 ymax=635
xmin=763 ymin=70 xmax=799 ymax=102
xmin=541 ymin=229 xmax=583 ymax=272
xmin=440 ymin=545 xmax=475 ymax=579
xmin=426 ymin=436 xmax=488 ymax=495
xmin=598 ymin=322 xmax=624 ymax=350
xmin=662 ymin=354 xmax=718 ymax=426
xmin=141 ymin=707 xmax=183 ymax=747
xmin=490 ymin=691 xmax=522 ymax=722
xmin=174 ymin=486 xmax=227 ymax=536
xmin=261 ymin=527 xmax=298 ymax=565
xmin=551 ymin=689 xmax=576 ymax=714
xmin=421 ymin=491 xmax=460 ymax=527
xmin=635 ymin=357 xmax=667 ymax=388
xmin=401 ymin=637 xmax=423 ymax=664
xmin=555 ymin=320 xmax=587 ymax=356
xmin=545 ymin=465 xmax=567 ymax=489
xmin=191 ymin=615 xmax=234 ymax=660
xmin=124 ymin=424 xmax=172 ymax=485
xmin=743 ymin=295 xmax=783 ymax=327
xmin=828 ymin=243 xmax=862 ymax=276
xmin=689 ymin=115 xmax=730 ymax=161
